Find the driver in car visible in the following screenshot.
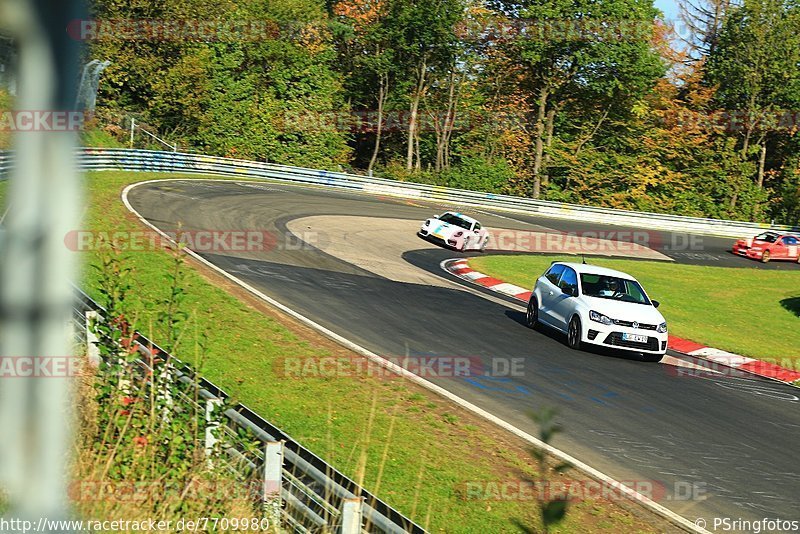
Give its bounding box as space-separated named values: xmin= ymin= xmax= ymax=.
xmin=599 ymin=278 xmax=620 ymax=297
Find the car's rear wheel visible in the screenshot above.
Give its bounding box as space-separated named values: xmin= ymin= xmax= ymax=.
xmin=526 ymin=297 xmax=538 ymax=328
xmin=761 ymin=250 xmax=771 ymax=263
xmin=567 ymin=316 xmax=582 ymax=350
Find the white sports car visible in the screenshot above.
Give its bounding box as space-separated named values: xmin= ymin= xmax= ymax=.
xmin=526 ymin=261 xmax=668 ymax=357
xmin=418 ymin=212 xmax=490 ymax=252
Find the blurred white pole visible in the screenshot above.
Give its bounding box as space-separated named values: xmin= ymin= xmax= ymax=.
xmin=0 ymin=0 xmax=84 ymax=529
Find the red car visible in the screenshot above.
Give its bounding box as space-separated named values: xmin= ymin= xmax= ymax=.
xmin=732 ymin=232 xmax=800 ymax=263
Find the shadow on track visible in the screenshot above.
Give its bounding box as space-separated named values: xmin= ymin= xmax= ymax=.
xmin=505 ymin=309 xmax=663 ymax=363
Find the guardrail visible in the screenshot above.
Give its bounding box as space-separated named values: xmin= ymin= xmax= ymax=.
xmin=3 ymin=148 xmax=796 ymax=238
xmin=72 ymin=289 xmax=425 ymax=534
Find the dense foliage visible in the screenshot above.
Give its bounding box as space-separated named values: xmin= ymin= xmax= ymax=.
xmin=88 ymin=0 xmax=800 ymax=223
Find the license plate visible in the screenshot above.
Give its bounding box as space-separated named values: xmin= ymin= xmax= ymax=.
xmin=622 ymin=333 xmax=647 ymax=343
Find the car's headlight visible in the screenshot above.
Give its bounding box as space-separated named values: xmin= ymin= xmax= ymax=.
xmin=424 ymin=220 xmax=430 ymax=227
xmin=589 ymin=310 xmax=613 ymax=325
xmin=657 ymin=322 xmax=667 ymax=333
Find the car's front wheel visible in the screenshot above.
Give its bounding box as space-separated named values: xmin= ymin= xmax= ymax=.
xmin=761 ymin=250 xmax=771 ymax=263
xmin=526 ymin=297 xmax=538 ymax=328
xmin=567 ymin=316 xmax=582 ymax=350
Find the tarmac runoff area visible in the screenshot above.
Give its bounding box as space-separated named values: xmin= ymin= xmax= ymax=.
xmin=285 ymin=215 xmax=671 ymax=287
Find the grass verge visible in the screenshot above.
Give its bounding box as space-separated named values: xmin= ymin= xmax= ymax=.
xmin=75 ymin=171 xmax=667 ymax=533
xmin=469 ymin=254 xmax=800 ymax=363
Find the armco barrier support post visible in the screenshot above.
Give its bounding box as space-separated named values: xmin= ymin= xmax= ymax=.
xmin=204 ymin=398 xmax=223 ymax=466
xmin=85 ymin=311 xmax=101 ymax=368
xmin=157 ymin=361 xmax=175 ymax=424
xmin=340 ymin=497 xmax=364 ymax=534
xmin=263 ymin=441 xmax=284 ymax=528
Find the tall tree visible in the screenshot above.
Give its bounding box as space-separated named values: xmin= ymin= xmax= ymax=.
xmin=678 ymin=0 xmax=737 ymax=58
xmin=387 ymin=0 xmax=464 ymax=170
xmin=492 ymin=0 xmax=665 ymax=197
xmin=331 ymin=0 xmax=395 ymax=171
xmin=707 ymin=0 xmax=800 ymax=213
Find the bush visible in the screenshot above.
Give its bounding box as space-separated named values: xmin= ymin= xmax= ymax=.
xmin=377 ymin=156 xmax=515 ymax=194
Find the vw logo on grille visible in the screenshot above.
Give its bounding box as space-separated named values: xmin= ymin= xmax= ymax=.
xmin=632 ymin=321 xmax=639 ymax=329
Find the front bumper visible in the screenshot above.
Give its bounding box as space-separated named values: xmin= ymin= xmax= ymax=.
xmin=732 ymin=245 xmax=749 ymax=256
xmin=745 ymin=249 xmax=765 ymax=260
xmin=582 ymin=321 xmax=668 ymax=354
xmin=417 ymin=229 xmax=461 ymax=248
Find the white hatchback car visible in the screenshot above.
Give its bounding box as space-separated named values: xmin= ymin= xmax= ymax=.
xmin=526 ymin=262 xmax=668 ymax=356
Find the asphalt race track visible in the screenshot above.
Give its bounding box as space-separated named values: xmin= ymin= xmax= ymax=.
xmin=126 ymin=179 xmax=800 ymax=526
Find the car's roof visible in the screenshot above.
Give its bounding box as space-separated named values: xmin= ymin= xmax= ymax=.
xmin=553 ymin=261 xmax=637 ymax=280
xmin=442 ymin=211 xmax=479 ymax=224
xmin=757 ymin=231 xmax=799 ymax=238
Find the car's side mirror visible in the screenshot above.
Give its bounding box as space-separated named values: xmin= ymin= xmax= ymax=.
xmin=652 ymin=300 xmax=660 ymax=308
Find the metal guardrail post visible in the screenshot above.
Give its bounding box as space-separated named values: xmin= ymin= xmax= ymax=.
xmin=204 ymin=397 xmax=223 ymax=466
xmin=263 ymin=440 xmax=284 ymax=528
xmin=340 ymin=497 xmax=364 ymax=534
xmin=84 ymin=310 xmax=100 ymax=368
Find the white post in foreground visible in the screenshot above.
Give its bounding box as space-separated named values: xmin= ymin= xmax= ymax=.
xmin=263 ymin=441 xmax=284 ymax=528
xmin=339 ymin=497 xmax=364 ymax=534
xmin=204 ymin=398 xmax=223 ymax=466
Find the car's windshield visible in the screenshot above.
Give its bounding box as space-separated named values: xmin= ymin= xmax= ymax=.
xmin=580 ymin=274 xmax=651 ymax=305
xmin=437 ymin=213 xmax=472 ymax=230
xmin=755 ymin=232 xmax=780 ymax=243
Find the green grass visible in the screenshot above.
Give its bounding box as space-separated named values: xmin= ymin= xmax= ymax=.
xmin=74 ymin=172 xmax=662 ymax=533
xmin=82 ymin=127 xmax=127 ymax=148
xmin=470 ymin=254 xmax=800 ymax=363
